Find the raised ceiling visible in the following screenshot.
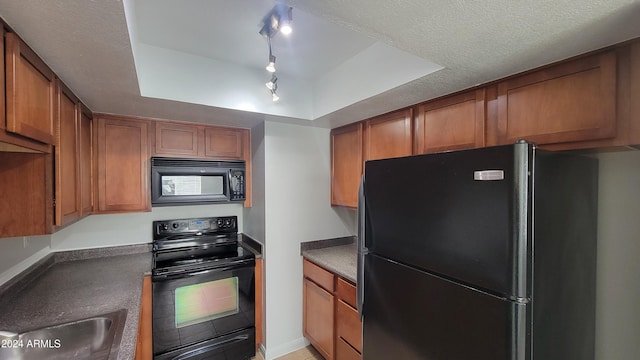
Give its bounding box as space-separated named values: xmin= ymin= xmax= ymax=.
xmin=0 ymin=0 xmax=639 ymax=129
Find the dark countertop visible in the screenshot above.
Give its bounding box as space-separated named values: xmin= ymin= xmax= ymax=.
xmin=0 ymin=245 xmax=152 ymax=360
xmin=301 ymin=237 xmax=358 ymax=283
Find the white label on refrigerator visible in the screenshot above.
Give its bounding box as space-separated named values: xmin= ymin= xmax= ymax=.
xmin=474 ymin=170 xmax=504 ymax=181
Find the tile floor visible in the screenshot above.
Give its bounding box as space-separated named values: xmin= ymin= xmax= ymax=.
xmin=252 ymin=345 xmax=324 ymax=360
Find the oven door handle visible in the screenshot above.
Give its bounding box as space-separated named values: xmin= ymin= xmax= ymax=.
xmin=153 ymin=258 xmax=255 ymax=281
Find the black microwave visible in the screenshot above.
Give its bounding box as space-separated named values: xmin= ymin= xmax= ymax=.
xmin=151 ymin=157 xmax=246 ymax=206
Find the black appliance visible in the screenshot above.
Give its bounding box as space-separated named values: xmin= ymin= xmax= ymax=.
xmin=152 ymin=216 xmax=255 ymax=360
xmin=358 ymin=142 xmax=598 ymax=360
xmin=151 ymin=158 xmax=246 ymax=206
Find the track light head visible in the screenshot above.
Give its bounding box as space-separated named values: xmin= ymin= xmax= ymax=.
xmin=266 ymin=54 xmax=276 ymax=73
xmin=265 ymin=74 xmax=278 ymax=90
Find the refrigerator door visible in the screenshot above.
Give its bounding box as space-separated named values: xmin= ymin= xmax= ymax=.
xmin=363 ymin=144 xmax=530 ymax=298
xmin=363 ymin=254 xmax=528 ymax=360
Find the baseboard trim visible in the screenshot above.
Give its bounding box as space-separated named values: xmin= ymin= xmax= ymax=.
xmin=263 ymin=337 xmax=309 ymax=360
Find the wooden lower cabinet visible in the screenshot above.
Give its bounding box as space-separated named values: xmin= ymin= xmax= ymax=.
xmin=135 ymin=275 xmax=152 ymax=360
xmin=304 ymin=278 xmax=335 ymax=360
xmin=303 ymin=259 xmax=362 ymax=360
xmin=336 ymin=300 xmax=361 ymax=354
xmin=336 ymin=338 xmax=361 ymax=360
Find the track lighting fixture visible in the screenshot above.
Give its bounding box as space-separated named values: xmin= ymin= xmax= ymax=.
xmin=266 ymin=74 xmax=278 ymax=90
xmin=258 ymin=5 xmax=293 ymax=38
xmin=259 ymin=5 xmax=293 ymax=101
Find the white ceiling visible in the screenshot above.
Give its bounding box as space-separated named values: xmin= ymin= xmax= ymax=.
xmin=0 ymin=0 xmax=639 ymax=129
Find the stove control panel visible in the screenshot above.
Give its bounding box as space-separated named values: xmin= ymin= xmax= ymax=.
xmin=153 ymin=216 xmax=237 ymax=238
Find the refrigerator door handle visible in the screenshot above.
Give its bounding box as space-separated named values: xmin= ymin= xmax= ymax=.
xmin=357 ymin=174 xmax=367 ymax=320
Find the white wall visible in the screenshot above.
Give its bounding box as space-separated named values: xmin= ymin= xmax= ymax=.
xmin=51 ymin=204 xmax=244 ymax=251
xmin=0 ymin=235 xmax=50 ymax=286
xmin=243 ymin=122 xmax=266 ymax=243
xmin=262 ymin=121 xmax=355 ymax=359
xmin=595 ymin=150 xmax=640 ymax=359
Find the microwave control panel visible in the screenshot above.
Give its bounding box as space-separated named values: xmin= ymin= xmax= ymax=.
xmin=229 ymin=170 xmax=246 ymax=201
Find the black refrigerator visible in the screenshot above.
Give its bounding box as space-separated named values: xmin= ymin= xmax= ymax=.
xmin=357 ymin=142 xmax=598 ymax=360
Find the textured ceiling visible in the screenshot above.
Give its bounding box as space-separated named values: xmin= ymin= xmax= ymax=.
xmin=0 ymin=0 xmax=639 ymax=129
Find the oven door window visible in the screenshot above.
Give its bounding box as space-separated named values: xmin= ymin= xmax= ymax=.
xmin=175 ymin=277 xmax=239 ymax=328
xmin=161 ymin=175 xmax=224 ymax=196
xmin=152 ymin=265 xmax=255 ymax=356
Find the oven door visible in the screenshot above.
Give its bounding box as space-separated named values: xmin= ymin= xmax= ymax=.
xmin=152 ymin=259 xmax=255 ymax=360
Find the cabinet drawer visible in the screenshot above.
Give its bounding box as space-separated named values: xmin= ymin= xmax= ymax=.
xmin=303 ymin=259 xmax=335 ymax=292
xmin=336 ymin=337 xmax=361 ymax=360
xmin=336 ymin=299 xmax=362 ymax=353
xmin=335 ymin=277 xmax=357 ymax=309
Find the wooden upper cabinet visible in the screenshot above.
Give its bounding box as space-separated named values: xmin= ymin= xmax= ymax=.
xmin=331 ymin=123 xmax=363 ymax=208
xmin=495 ymin=51 xmax=617 ymax=145
xmin=153 ymin=122 xmax=245 ymax=160
xmin=631 ymin=42 xmax=640 ymax=146
xmin=363 ymin=108 xmax=413 ymax=161
xmin=54 ymin=80 xmax=81 ymax=226
xmin=154 ymin=122 xmax=200 ymax=157
xmin=416 ymin=89 xmax=486 ymax=154
xmin=204 ymin=127 xmax=244 ymax=159
xmin=96 ymin=115 xmax=150 ymax=213
xmin=0 ymin=152 xmax=52 ymax=237
xmin=4 ymin=32 xmax=56 ymax=146
xmin=79 ymin=104 xmax=94 ymax=216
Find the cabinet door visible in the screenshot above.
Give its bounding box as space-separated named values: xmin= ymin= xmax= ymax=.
xmin=630 ymin=42 xmax=640 ymax=145
xmin=331 ymin=123 xmax=363 ymax=208
xmin=496 ymin=51 xmax=616 ymax=145
xmin=0 ymin=153 xmax=51 ymax=237
xmin=416 ymin=89 xmax=486 ymax=154
xmin=363 ymin=109 xmax=413 ymax=161
xmin=204 ymin=127 xmax=244 ymax=159
xmin=303 ymin=278 xmax=335 ymax=360
xmin=79 ymin=104 xmax=93 ymax=216
xmin=5 ymin=32 xmax=55 ymax=145
xmin=96 ymin=116 xmax=150 ymax=213
xmin=54 ymin=80 xmax=81 ymax=226
xmin=154 ymin=122 xmax=200 ymax=157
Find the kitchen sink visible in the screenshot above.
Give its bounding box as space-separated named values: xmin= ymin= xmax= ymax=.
xmin=0 ymin=309 xmax=127 ymax=360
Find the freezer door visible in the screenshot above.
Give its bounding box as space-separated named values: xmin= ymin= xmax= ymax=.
xmin=363 ymin=144 xmax=530 ymax=298
xmin=363 ymin=254 xmax=528 ymax=360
